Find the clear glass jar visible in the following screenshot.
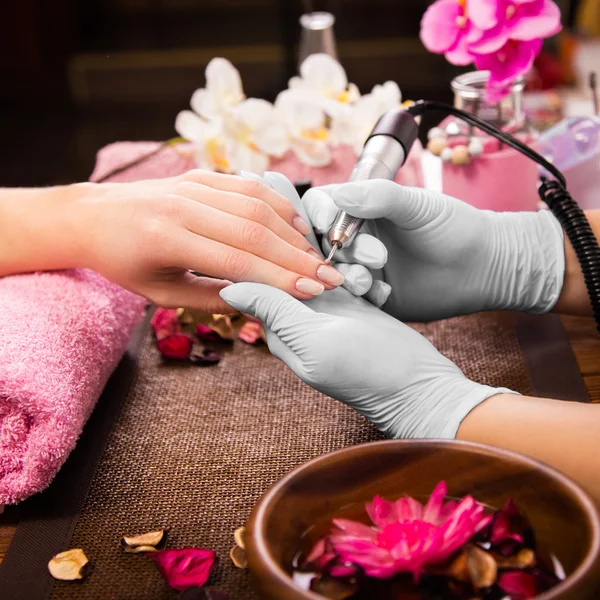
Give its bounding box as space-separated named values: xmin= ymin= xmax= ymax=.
xmin=444 ymin=70 xmax=535 ymax=149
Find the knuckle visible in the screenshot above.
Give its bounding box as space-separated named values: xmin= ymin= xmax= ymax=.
xmin=241 ymin=221 xmax=266 ymax=250
xmin=245 ymin=196 xmax=272 ymax=223
xmin=139 ymin=217 xmax=166 ymax=246
xmin=223 ymin=250 xmax=251 ymax=279
xmin=244 ymin=178 xmax=268 ymax=199
xmin=181 ymin=168 xmax=206 ymax=183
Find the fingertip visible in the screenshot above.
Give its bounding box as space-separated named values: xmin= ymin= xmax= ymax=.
xmin=302 ymin=189 xmax=339 ymax=233
xmin=366 ymin=280 xmax=392 ymax=308
xmin=336 ymin=263 xmax=373 ymax=296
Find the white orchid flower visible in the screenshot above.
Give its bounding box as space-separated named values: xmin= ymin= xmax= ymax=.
xmin=274 ymin=89 xmax=332 ymax=167
xmin=288 ymin=53 xmax=359 ymax=118
xmin=190 ymin=57 xmax=245 ymax=120
xmin=330 ymin=81 xmax=402 ymax=155
xmin=176 ymin=97 xmax=289 ymax=175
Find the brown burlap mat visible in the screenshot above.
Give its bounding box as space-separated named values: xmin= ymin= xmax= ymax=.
xmin=41 ymin=312 xmax=533 ymax=600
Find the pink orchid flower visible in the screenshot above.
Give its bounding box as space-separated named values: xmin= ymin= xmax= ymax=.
xmin=420 ymin=0 xmax=486 ymax=66
xmin=469 ymin=0 xmax=562 ymax=55
xmin=475 ymin=38 xmax=543 ymax=97
xmin=328 ymin=481 xmax=492 ymax=580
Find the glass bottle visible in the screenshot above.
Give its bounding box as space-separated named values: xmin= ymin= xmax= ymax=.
xmin=298 ymin=12 xmax=338 ymax=68
xmin=441 ymin=70 xmax=540 ymax=212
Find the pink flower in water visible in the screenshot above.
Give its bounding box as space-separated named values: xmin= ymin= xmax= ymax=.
xmin=329 ymin=481 xmax=492 ymax=580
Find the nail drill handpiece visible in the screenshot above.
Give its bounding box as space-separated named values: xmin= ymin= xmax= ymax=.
xmin=325 ymin=109 xmax=419 ymax=264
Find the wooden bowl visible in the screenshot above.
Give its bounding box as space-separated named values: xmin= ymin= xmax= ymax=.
xmin=246 ymin=440 xmax=600 ymax=600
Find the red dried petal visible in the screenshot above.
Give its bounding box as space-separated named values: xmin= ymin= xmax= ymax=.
xmin=148 ymin=547 xmax=217 ymax=592
xmin=196 ymin=324 xmax=231 ymax=343
xmin=238 ymin=321 xmax=265 ymax=345
xmin=498 ymin=570 xmax=537 ymax=599
xmin=152 ymin=308 xmax=181 ymax=341
xmin=490 ymin=500 xmax=534 ymax=548
xmin=157 ymin=334 xmax=193 ymax=360
xmin=191 ymin=349 xmax=221 ymax=366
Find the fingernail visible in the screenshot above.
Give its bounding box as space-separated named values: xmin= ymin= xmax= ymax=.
xmin=293 ymin=215 xmax=312 ymax=236
xmin=316 ymin=265 xmax=345 ymax=287
xmin=307 ymin=248 xmax=322 ymax=260
xmin=295 ymin=278 xmax=325 ymax=296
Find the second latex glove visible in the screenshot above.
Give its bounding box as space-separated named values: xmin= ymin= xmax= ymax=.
xmin=220 ymin=282 xmax=515 ymax=440
xmin=303 ymin=180 xmax=566 ymax=321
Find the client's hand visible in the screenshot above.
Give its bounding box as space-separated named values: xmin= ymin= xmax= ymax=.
xmin=220 ymin=281 xmax=513 ymax=439
xmin=61 ymin=170 xmax=345 ymax=312
xmin=303 ymin=180 xmax=566 ymax=321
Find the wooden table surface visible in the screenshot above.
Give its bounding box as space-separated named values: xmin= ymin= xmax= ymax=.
xmin=1 ymin=315 xmax=600 ymax=566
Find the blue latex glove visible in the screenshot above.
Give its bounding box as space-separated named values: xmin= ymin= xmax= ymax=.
xmin=302 ymin=180 xmax=565 ymax=321
xmin=223 ymin=171 xmax=515 ymax=439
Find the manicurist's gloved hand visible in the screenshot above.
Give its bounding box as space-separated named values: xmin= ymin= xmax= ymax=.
xmin=220 ymin=281 xmax=515 ymax=439
xmin=303 ymin=180 xmax=566 ymax=321
xmin=221 ymin=171 xmax=515 ymax=439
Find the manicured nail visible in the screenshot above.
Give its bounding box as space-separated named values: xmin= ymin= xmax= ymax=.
xmin=307 ymin=248 xmax=322 ymax=260
xmin=317 ymin=265 xmax=345 ymax=287
xmin=295 ymin=278 xmax=325 ymax=296
xmin=293 ymin=215 xmax=312 ymax=236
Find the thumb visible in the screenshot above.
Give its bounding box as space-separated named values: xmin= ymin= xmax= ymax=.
xmin=219 ymin=282 xmax=317 ymax=337
xmin=331 ymin=179 xmax=446 ymax=228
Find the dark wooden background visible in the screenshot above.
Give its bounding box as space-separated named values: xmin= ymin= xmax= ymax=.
xmin=0 ymin=0 xmax=482 ymax=188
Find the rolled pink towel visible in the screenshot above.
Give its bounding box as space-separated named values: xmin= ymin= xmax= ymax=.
xmin=0 ymin=270 xmax=145 ymax=505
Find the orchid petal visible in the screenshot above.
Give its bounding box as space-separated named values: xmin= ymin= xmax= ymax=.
xmin=469 ymin=0 xmax=501 ymax=29
xmin=300 ymin=53 xmax=348 ymax=94
xmin=233 ymin=98 xmax=274 ymax=131
xmin=175 ymin=111 xmax=214 ymax=143
xmin=510 ymin=0 xmax=563 ymax=41
xmin=226 ymin=141 xmax=269 ymax=175
xmin=420 ymin=0 xmax=462 ymax=54
xmin=292 ymin=139 xmax=332 ymax=167
xmin=252 ymin=122 xmax=290 ymax=158
xmin=190 ymin=88 xmax=220 ymax=120
xmin=444 ymin=37 xmax=475 ymax=66
xmin=468 ymin=24 xmax=511 ymax=54
xmin=205 ymin=57 xmax=244 ymax=106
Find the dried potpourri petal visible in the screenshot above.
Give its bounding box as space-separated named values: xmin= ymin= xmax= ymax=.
xmin=190 ymin=349 xmax=221 ymax=366
xmin=157 ymin=334 xmax=194 ymax=360
xmin=180 ymin=588 xmax=230 ymax=600
xmin=210 ymin=314 xmax=235 ymax=341
xmin=234 ymin=526 xmax=246 ymax=550
xmin=148 ymin=547 xmax=217 ymax=592
xmin=121 ymin=529 xmax=168 ymax=553
xmin=195 ymin=324 xmax=231 ymax=343
xmin=492 ymin=548 xmax=535 ymax=570
xmin=464 ymin=543 xmax=497 ymax=589
xmin=497 ymin=570 xmax=537 ymax=599
xmin=151 ymin=309 xmax=181 ymax=341
xmin=238 ymin=321 xmax=265 ymax=345
xmin=48 ymin=548 xmax=89 ymax=581
xmin=229 ymin=544 xmax=248 ymax=569
xmin=489 ymin=500 xmax=535 ymax=553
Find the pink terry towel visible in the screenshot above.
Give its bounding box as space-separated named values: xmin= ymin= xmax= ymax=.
xmin=0 ymin=271 xmax=145 ymax=505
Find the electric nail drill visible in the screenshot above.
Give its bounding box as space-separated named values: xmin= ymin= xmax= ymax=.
xmin=325 ymin=110 xmax=419 ymax=263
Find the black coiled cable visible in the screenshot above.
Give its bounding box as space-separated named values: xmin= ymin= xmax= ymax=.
xmin=540 ymin=180 xmax=600 ymax=330
xmin=407 ymin=100 xmax=600 ymax=331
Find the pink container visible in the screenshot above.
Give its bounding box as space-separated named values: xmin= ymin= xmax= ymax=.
xmin=442 ymin=146 xmax=539 ymax=212
xmin=440 ymin=70 xmax=539 ymax=212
